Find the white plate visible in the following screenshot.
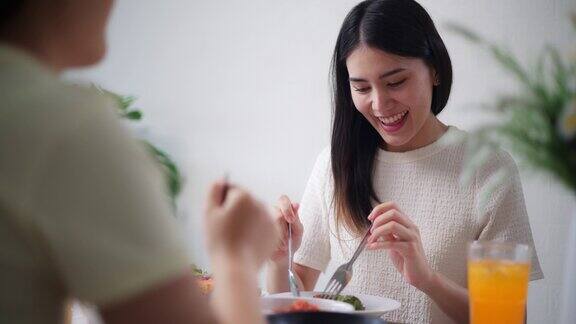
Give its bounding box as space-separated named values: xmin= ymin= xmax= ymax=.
xmin=261 ymin=296 xmax=354 ymax=315
xmin=268 ymin=291 xmax=401 ymax=317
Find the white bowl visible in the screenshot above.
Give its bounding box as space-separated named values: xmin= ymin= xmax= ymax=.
xmin=261 ymin=296 xmax=355 ymax=315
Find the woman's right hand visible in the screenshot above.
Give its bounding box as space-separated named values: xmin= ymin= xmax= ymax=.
xmin=205 ymin=180 xmax=279 ymax=267
xmin=269 ymin=195 xmax=303 ymax=265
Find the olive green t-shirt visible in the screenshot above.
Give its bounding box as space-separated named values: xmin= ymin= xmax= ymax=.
xmin=0 ymin=45 xmax=190 ymax=323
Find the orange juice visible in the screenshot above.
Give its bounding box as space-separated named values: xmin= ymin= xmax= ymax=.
xmin=468 ymin=260 xmax=530 ymax=324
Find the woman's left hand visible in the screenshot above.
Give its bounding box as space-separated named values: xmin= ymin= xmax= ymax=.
xmin=367 ymin=201 xmax=435 ymax=291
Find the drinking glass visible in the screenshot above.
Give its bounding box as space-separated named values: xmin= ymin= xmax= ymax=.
xmin=468 ymin=241 xmax=531 ymax=324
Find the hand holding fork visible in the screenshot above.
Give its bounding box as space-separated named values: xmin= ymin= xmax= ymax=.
xmin=270 ymin=195 xmax=303 ymax=294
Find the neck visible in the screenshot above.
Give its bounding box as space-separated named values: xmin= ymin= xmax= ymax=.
xmin=385 ymin=114 xmax=448 ymax=152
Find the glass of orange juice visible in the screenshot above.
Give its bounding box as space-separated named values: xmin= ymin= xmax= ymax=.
xmin=468 ymin=241 xmax=531 ymax=324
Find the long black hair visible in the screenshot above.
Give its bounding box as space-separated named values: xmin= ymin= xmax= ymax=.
xmin=0 ymin=0 xmax=25 ymax=26
xmin=330 ymin=0 xmax=452 ymax=236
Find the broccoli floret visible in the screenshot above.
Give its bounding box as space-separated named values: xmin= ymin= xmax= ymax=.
xmin=335 ymin=295 xmax=365 ymax=310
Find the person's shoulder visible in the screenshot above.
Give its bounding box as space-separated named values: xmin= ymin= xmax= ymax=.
xmin=316 ymin=146 xmax=331 ymax=164
xmin=443 ymin=126 xmax=517 ymax=169
xmin=434 ymin=126 xmax=520 ymax=193
xmin=312 ymin=146 xmax=334 ymax=174
xmin=479 ymin=146 xmax=518 ymax=175
xmin=7 ymin=80 xmax=116 ymax=140
xmin=472 ymin=146 xmax=522 ymax=202
xmin=41 ymin=83 xmax=116 ymax=125
xmin=0 ymin=48 xmax=114 ymax=130
xmin=305 ymin=146 xmax=333 ymax=185
xmin=0 ymin=79 xmax=121 ymax=183
xmin=491 ymin=148 xmax=517 ymax=168
xmin=442 ymin=125 xmax=469 ymax=150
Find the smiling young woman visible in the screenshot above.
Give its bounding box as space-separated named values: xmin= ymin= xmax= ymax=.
xmin=266 ymin=1 xmax=543 ymax=324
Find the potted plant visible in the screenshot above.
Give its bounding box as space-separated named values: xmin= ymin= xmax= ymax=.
xmin=95 ymin=87 xmax=184 ymax=212
xmin=449 ymin=15 xmax=576 ymax=324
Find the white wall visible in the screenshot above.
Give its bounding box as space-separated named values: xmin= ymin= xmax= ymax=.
xmin=70 ymin=0 xmax=575 ymax=322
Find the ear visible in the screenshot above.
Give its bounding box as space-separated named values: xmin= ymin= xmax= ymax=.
xmin=429 ymin=67 xmax=440 ymax=86
xmin=433 ymin=72 xmax=440 ymax=86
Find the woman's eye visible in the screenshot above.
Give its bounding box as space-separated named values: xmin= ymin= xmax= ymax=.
xmin=388 ymin=79 xmax=406 ymax=88
xmin=353 ymin=87 xmax=370 ymax=93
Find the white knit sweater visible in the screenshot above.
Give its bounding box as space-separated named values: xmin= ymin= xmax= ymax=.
xmin=293 ymin=126 xmax=543 ymax=324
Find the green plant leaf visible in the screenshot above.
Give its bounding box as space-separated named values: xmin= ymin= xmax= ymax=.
xmin=94 ymin=86 xmax=184 ymax=213
xmin=120 ymin=95 xmax=137 ymax=111
xmin=450 ymin=20 xmax=576 ymax=196
xmin=444 ymin=23 xmax=484 ymax=44
xmin=143 ymin=141 xmax=184 ymax=209
xmin=125 ymin=110 xmax=143 ymax=120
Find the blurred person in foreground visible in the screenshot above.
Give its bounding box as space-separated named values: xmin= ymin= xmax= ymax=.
xmin=0 ymin=1 xmax=279 ymax=324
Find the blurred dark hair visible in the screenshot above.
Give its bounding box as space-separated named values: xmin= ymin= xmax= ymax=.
xmin=330 ymin=0 xmax=452 ymax=235
xmin=0 ymin=0 xmax=25 ymax=25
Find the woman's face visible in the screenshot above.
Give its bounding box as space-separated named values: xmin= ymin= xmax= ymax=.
xmin=345 ymin=45 xmax=438 ymax=151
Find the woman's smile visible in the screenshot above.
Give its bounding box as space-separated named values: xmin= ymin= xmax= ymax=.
xmin=377 ymin=110 xmax=409 ymax=133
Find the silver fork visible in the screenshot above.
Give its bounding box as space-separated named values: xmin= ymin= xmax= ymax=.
xmin=320 ymin=228 xmax=371 ymax=300
xmin=288 ymin=221 xmax=300 ymax=297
